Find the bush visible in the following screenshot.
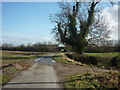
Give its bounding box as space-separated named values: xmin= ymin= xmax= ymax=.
xmin=110 ymin=57 xmax=120 ymax=68
xmin=78 ymin=55 xmax=99 ymax=66
xmin=66 ymin=53 xmax=99 ymax=65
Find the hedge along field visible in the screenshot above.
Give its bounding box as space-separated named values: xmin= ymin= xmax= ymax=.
xmin=66 ymin=52 xmax=120 ymax=70
xmin=1 ymin=50 xmax=47 ymax=85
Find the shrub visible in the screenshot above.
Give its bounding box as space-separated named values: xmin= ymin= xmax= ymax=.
xmin=79 ymin=55 xmax=99 ymax=66
xmin=66 ymin=53 xmax=99 ymax=65
xmin=110 ymin=57 xmax=120 ymax=68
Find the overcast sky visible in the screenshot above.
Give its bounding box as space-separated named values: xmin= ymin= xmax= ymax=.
xmin=1 ymin=1 xmax=119 ymax=45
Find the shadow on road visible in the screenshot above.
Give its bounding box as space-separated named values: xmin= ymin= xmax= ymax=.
xmin=2 ymin=82 xmax=65 ymax=86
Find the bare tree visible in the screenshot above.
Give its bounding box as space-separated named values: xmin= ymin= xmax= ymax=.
xmin=50 ymin=0 xmax=113 ymax=54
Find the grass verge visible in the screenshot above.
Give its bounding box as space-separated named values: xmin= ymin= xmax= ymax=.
xmin=64 ymin=72 xmax=119 ymax=89
xmin=53 ymin=54 xmax=72 ymax=64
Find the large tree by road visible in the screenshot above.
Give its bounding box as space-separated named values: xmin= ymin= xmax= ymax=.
xmin=50 ymin=0 xmax=113 ymax=54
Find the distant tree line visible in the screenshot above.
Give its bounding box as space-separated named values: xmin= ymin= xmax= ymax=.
xmin=65 ymin=40 xmax=120 ymax=53
xmin=1 ymin=40 xmax=119 ymax=53
xmin=1 ymin=42 xmax=59 ymax=52
xmin=85 ymin=45 xmax=119 ymax=53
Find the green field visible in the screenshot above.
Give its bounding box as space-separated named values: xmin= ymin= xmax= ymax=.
xmin=85 ymin=52 xmax=119 ymax=58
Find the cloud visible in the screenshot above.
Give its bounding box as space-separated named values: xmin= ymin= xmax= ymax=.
xmin=101 ymin=5 xmax=118 ymax=40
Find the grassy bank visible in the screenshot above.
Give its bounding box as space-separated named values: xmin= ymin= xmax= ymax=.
xmin=64 ymin=72 xmax=119 ymax=88
xmin=1 ymin=50 xmax=47 ymax=85
xmin=53 ymin=53 xmax=84 ymax=66
xmin=53 ymin=53 xmax=120 ymax=89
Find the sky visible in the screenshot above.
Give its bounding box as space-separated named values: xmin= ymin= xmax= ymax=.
xmin=2 ymin=2 xmax=59 ymax=45
xmin=1 ymin=1 xmax=119 ymax=45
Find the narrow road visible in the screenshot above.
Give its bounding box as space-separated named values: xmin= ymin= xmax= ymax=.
xmin=3 ymin=54 xmax=63 ymax=88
